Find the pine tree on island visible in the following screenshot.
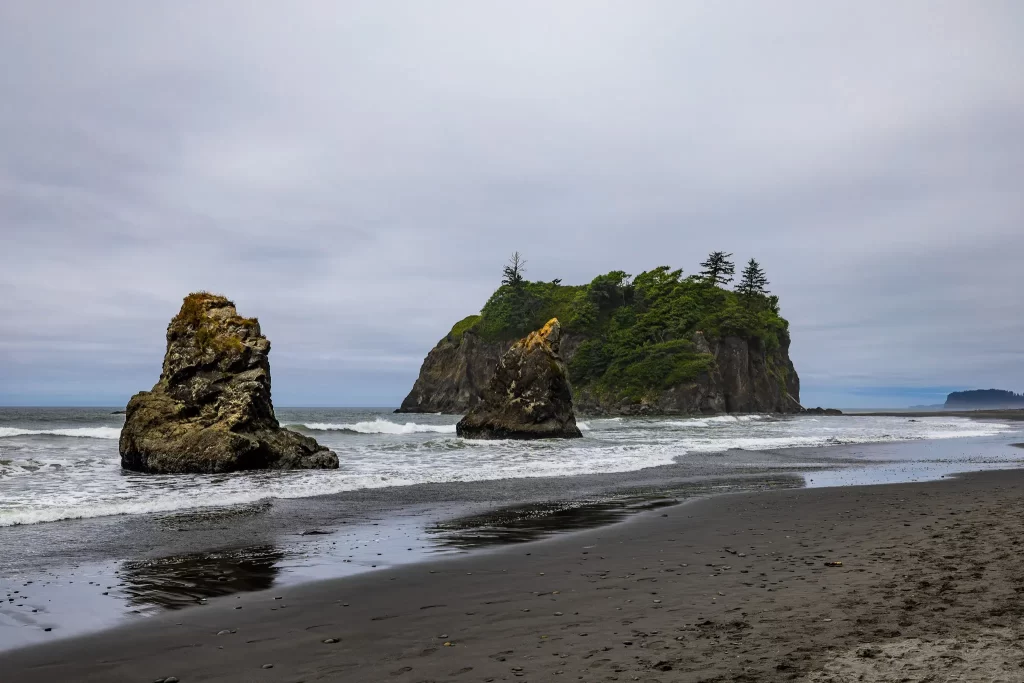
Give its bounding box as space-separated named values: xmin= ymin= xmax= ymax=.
xmin=501 ymin=251 xmax=527 ymax=288
xmin=699 ymin=251 xmax=736 ymax=287
xmin=737 ymin=258 xmax=770 ymax=301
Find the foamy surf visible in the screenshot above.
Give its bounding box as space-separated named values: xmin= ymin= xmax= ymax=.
xmin=301 ymin=419 xmax=457 ymax=435
xmin=0 ymin=410 xmax=1018 ymax=527
xmin=0 ymin=427 xmax=121 ymax=440
xmin=664 ymin=415 xmax=770 ymax=428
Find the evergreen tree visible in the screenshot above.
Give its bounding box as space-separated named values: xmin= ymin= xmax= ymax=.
xmin=699 ymin=251 xmax=735 ymax=286
xmin=737 ymin=258 xmax=769 ymax=299
xmin=501 ymin=252 xmax=527 ymax=288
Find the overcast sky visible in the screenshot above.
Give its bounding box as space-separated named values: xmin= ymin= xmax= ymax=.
xmin=1 ymin=2 xmax=1021 ymax=409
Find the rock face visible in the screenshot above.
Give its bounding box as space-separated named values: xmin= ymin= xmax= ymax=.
xmin=574 ymin=332 xmax=801 ymax=416
xmin=400 ymin=328 xmax=800 ymax=416
xmin=456 ymin=319 xmax=583 ymax=439
xmin=398 ymin=330 xmax=510 ymax=415
xmin=120 ymin=293 xmax=339 ymax=473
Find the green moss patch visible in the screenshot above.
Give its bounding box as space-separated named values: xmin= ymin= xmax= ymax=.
xmin=173 ymin=291 xmax=255 ymax=356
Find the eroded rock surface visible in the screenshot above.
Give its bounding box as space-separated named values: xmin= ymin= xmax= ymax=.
xmin=120 ymin=293 xmax=338 ymax=473
xmin=402 ymin=326 xmax=800 ymax=416
xmin=456 ymin=319 xmax=583 ymax=440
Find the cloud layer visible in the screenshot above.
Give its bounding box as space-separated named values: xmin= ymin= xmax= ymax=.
xmin=2 ymin=2 xmax=1022 ymax=407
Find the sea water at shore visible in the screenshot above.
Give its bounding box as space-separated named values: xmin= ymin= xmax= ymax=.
xmin=1 ymin=407 xmax=1022 ymax=650
xmin=0 ymin=407 xmax=1015 ymax=528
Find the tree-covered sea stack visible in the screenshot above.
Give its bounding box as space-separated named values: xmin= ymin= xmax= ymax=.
xmin=400 ymin=253 xmax=802 ymax=416
xmin=120 ymin=292 xmax=338 ymax=473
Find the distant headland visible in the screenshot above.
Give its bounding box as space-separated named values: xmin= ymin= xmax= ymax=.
xmin=944 ymin=389 xmax=1024 ymax=410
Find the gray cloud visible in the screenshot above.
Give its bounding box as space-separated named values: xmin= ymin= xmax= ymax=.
xmin=1 ymin=1 xmax=1022 ymax=407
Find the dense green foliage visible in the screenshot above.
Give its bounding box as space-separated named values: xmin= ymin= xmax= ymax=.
xmin=446 ymin=314 xmax=483 ymax=341
xmin=453 ymin=263 xmax=789 ymax=402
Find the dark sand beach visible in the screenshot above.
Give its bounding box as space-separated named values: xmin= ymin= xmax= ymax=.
xmin=4 ymin=468 xmax=1024 ymax=682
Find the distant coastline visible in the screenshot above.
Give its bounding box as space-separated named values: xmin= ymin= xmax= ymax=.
xmin=944 ymin=389 xmax=1024 ymax=410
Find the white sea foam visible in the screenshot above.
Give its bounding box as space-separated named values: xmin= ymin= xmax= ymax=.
xmin=663 ymin=415 xmax=769 ymax=428
xmin=707 ymin=414 xmax=768 ymax=423
xmin=0 ymin=413 xmax=1018 ymax=527
xmin=302 ymin=419 xmax=457 ymax=435
xmin=0 ymin=427 xmax=121 ymax=440
xmin=576 ymin=421 xmax=591 ymax=430
xmin=0 ymin=440 xmax=683 ymax=527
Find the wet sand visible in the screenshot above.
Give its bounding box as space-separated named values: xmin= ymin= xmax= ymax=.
xmin=4 ymin=468 xmax=1024 ymax=682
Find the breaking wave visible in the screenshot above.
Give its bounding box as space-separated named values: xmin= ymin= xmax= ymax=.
xmin=663 ymin=415 xmax=770 ymax=428
xmin=0 ymin=427 xmax=121 ymax=440
xmin=0 ymin=411 xmax=1017 ymax=527
xmin=301 ymin=419 xmax=457 ymax=435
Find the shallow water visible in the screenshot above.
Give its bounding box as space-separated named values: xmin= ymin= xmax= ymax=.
xmin=0 ymin=407 xmax=1015 ymax=527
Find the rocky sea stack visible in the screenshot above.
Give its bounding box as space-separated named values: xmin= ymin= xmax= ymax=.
xmin=456 ymin=319 xmax=583 ymax=440
xmin=120 ymin=293 xmax=338 ymax=473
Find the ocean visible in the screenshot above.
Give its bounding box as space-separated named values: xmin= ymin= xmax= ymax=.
xmin=0 ymin=407 xmax=1018 ymax=528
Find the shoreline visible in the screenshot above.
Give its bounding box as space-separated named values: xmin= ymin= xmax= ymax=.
xmin=1 ymin=433 xmax=1023 ymax=653
xmin=3 ymin=467 xmax=1024 ymax=681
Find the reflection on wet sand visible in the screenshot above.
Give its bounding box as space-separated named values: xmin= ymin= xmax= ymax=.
xmin=118 ymin=546 xmax=284 ymax=610
xmin=428 ymin=475 xmax=803 ymax=549
xmin=1 ymin=474 xmax=808 ymax=652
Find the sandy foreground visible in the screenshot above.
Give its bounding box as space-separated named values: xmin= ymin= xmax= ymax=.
xmin=3 ymin=469 xmax=1024 ymax=682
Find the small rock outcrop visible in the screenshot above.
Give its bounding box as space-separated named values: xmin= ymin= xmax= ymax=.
xmin=804 ymin=407 xmax=843 ymax=416
xmin=456 ymin=319 xmax=583 ymax=440
xmin=120 ymin=293 xmax=339 ymax=473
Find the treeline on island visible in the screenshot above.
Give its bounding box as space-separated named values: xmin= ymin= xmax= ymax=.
xmin=399 ymin=252 xmax=802 ymax=415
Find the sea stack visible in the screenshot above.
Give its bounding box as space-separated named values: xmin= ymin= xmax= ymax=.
xmin=119 ymin=292 xmax=338 ymax=473
xmin=456 ymin=318 xmax=583 ymax=440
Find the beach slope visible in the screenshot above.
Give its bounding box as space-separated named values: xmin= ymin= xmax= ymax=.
xmin=3 ymin=470 xmax=1024 ymax=682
